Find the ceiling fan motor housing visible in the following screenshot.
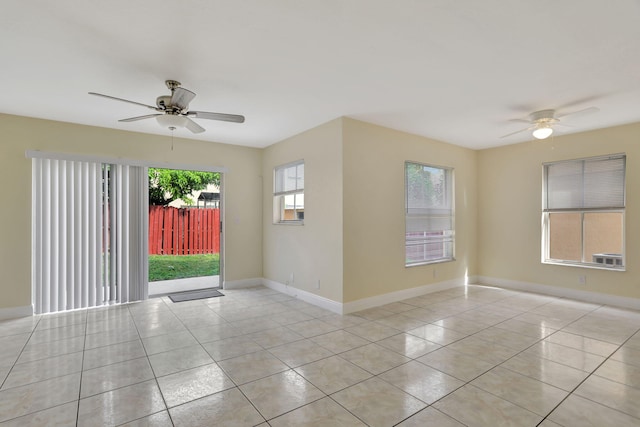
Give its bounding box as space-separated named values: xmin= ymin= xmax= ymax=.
xmin=156 ymin=95 xmax=171 ymax=110
xmin=530 ymin=109 xmax=556 ymax=122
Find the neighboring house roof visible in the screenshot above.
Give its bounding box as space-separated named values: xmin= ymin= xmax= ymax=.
xmin=198 ymin=192 xmax=220 ymax=201
xmin=168 ymin=184 xmax=220 ymax=208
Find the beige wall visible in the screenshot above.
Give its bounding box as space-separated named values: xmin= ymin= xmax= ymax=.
xmin=262 ymin=117 xmax=478 ymax=304
xmin=4 ymin=109 xmax=640 ymax=312
xmin=342 ymin=118 xmax=477 ymax=303
xmin=0 ymin=113 xmax=263 ymax=310
xmin=478 ymin=122 xmax=640 ymax=299
xmin=262 ymin=119 xmax=344 ymax=302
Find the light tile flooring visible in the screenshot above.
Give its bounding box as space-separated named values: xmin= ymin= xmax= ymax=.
xmin=1 ymin=285 xmax=640 ymax=426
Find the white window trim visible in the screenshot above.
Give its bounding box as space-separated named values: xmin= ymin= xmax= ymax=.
xmin=541 ymin=153 xmax=626 ymax=270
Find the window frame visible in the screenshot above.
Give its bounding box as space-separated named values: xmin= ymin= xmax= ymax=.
xmin=404 ymin=161 xmax=455 ymax=267
xmin=541 ymin=153 xmax=626 ymax=270
xmin=273 ymin=160 xmax=304 ymax=225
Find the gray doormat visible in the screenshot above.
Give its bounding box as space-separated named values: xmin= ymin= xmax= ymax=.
xmin=168 ymin=289 xmax=224 ymax=303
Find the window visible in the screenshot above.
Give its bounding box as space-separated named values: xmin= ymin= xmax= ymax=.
xmin=543 ymin=154 xmax=625 ymax=269
xmin=274 ymin=160 xmax=304 ymax=224
xmin=405 ymin=162 xmax=454 ymax=266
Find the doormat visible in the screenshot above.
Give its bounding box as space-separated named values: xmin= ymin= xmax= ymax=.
xmin=168 ymin=289 xmax=224 ymax=303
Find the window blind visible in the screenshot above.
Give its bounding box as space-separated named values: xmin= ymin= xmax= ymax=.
xmin=274 ymin=162 xmax=304 ymax=195
xmin=545 ymin=155 xmax=625 ymax=210
xmin=405 ymin=162 xmax=454 ymax=265
xmin=32 ymin=158 xmax=148 ymax=314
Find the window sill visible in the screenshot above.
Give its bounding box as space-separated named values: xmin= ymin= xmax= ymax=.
xmin=542 ymin=260 xmax=625 ymax=272
xmin=406 ymin=258 xmax=455 ymax=268
xmin=274 ymin=221 xmax=304 ymax=226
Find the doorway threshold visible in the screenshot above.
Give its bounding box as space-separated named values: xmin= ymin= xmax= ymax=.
xmin=149 ymin=275 xmax=219 ymax=297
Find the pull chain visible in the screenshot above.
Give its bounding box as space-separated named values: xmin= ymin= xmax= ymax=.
xmin=169 ymin=126 xmax=176 ymax=151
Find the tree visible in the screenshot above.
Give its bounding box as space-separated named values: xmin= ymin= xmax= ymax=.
xmin=406 ymin=163 xmax=434 ymax=208
xmin=148 ymin=168 xmax=220 ymax=206
xmin=406 ymin=163 xmax=445 ymax=208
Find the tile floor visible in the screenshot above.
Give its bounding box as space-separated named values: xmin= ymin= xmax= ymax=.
xmin=1 ymin=284 xmax=640 ymax=426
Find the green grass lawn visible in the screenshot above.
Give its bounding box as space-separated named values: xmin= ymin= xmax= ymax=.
xmin=148 ymin=254 xmax=220 ymax=282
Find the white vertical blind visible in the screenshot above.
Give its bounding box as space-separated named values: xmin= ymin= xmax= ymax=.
xmin=129 ymin=165 xmax=149 ymax=301
xmin=108 ymin=164 xmax=149 ymax=303
xmin=32 ymin=158 xmax=148 ymax=314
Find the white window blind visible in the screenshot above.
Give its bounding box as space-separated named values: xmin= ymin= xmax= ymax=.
xmin=32 ymin=158 xmax=148 ymax=314
xmin=275 ymin=162 xmax=304 ymax=195
xmin=405 ymin=162 xmax=454 ymax=266
xmin=545 ymin=155 xmax=625 ymax=210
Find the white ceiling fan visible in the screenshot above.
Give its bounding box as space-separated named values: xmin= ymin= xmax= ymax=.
xmin=501 ymin=107 xmax=599 ymax=140
xmin=89 ymin=80 xmax=245 ymax=134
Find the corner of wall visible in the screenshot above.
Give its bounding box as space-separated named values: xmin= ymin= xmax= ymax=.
xmin=475 ymin=122 xmax=640 ymax=301
xmin=261 ymin=118 xmax=345 ymax=304
xmin=341 ymin=119 xmax=478 ymax=303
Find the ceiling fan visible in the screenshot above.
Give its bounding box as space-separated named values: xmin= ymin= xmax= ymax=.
xmin=89 ymin=80 xmax=245 ymax=134
xmin=501 ymin=107 xmax=599 ymax=140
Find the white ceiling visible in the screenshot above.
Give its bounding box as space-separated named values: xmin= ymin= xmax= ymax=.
xmin=2 ymin=1 xmax=640 ymax=149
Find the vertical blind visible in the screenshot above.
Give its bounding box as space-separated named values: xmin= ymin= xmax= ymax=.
xmin=32 ymin=158 xmax=148 ymax=314
xmin=545 ymin=154 xmax=626 ymax=210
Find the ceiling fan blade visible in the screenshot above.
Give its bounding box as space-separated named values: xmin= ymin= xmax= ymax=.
xmin=184 ymin=117 xmax=205 ymax=134
xmin=89 ymin=92 xmax=159 ymax=111
xmin=500 ymin=125 xmax=536 ymax=138
xmin=188 ymin=111 xmax=245 ymax=123
xmin=118 ymin=114 xmax=163 ymax=122
xmin=171 ymin=87 xmax=196 ymax=110
xmin=556 ymin=106 xmax=599 ymax=119
xmin=508 ymin=118 xmax=532 ymax=124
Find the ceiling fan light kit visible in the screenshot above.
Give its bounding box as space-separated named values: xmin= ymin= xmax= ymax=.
xmin=501 ymin=106 xmax=598 ymax=140
xmin=156 ymin=114 xmax=188 ymax=129
xmin=89 ymin=80 xmax=245 ymax=134
xmin=532 ymin=124 xmax=553 ymax=139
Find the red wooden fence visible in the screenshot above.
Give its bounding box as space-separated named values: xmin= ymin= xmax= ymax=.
xmin=149 ymin=206 xmax=220 ymax=255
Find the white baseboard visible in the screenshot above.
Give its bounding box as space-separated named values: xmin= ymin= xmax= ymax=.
xmin=467 ymin=275 xmax=480 ymax=285
xmin=262 ymin=279 xmax=343 ymax=314
xmin=342 ymin=278 xmax=466 ymax=314
xmin=227 ymin=274 xmax=640 ymax=316
xmin=477 ymin=276 xmax=640 ymax=311
xmin=223 ymin=278 xmax=264 ymax=290
xmin=0 ymin=305 xmax=33 ymax=320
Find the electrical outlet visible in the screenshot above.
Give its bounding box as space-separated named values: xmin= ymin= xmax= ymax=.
xmin=433 ymin=269 xmax=438 ymax=278
xmin=578 ymin=275 xmax=586 ymax=285
xmin=289 ymin=273 xmax=294 ymax=284
xmin=315 ymin=279 xmax=320 ymax=289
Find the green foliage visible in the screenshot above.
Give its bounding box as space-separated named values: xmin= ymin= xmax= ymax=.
xmin=148 ymin=254 xmax=220 ymax=282
xmin=407 ymin=163 xmax=433 ymax=207
xmin=148 ymin=168 xmax=220 ymax=206
xmin=406 ymin=163 xmax=445 ymax=208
